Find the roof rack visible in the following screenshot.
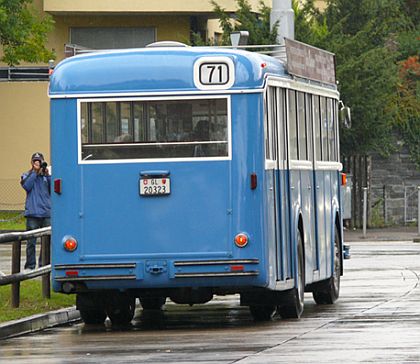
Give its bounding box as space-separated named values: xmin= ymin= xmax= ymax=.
xmin=63 ymin=38 xmax=336 ymax=85
xmin=63 ymin=42 xmax=286 ymax=60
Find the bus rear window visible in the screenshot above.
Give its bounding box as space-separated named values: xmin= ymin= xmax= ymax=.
xmin=79 ymin=98 xmax=229 ymax=161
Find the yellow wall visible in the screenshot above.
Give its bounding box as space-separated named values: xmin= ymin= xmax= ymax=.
xmin=43 ymin=0 xmax=267 ymax=14
xmin=49 ymin=15 xmax=191 ymax=64
xmin=0 ymin=82 xmax=50 ymax=209
xmin=1 ymin=0 xmax=322 ymax=208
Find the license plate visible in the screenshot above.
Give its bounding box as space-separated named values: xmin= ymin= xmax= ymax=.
xmin=140 ymin=177 xmax=170 ymax=196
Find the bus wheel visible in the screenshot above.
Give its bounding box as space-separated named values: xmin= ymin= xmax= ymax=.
xmin=106 ymin=293 xmax=136 ymax=325
xmin=249 ymin=305 xmax=277 ymax=321
xmin=278 ymin=230 xmax=305 ymax=319
xmin=313 ymin=226 xmax=341 ymax=304
xmin=76 ymin=293 xmax=107 ymax=325
xmin=140 ymin=296 xmax=166 ymax=310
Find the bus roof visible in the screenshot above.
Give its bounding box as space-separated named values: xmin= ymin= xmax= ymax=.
xmin=48 ymin=47 xmax=287 ymax=97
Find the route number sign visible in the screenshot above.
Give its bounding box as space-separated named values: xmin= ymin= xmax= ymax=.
xmin=194 ymin=57 xmax=235 ymax=90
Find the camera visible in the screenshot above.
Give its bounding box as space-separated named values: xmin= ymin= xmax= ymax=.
xmin=41 ymin=161 xmax=48 ymax=173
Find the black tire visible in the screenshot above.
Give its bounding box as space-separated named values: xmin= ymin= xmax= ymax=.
xmin=249 ymin=305 xmax=277 ymax=321
xmin=76 ymin=293 xmax=107 ymax=325
xmin=278 ymin=229 xmax=305 ymax=319
xmin=106 ymin=293 xmax=136 ymax=325
xmin=313 ymin=226 xmax=341 ymax=304
xmin=140 ymin=296 xmax=166 ymax=310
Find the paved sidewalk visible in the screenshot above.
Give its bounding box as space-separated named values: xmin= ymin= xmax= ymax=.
xmin=0 ymin=307 xmax=80 ymax=340
xmin=344 ymin=225 xmax=419 ymax=242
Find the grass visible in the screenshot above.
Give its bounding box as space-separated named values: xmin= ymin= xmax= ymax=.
xmin=0 ymin=211 xmax=26 ymax=231
xmin=0 ymin=280 xmax=75 ymax=323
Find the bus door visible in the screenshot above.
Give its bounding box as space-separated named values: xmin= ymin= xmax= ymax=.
xmin=299 ymin=92 xmax=318 ymax=274
xmin=265 ymin=87 xmax=282 ymax=279
xmin=266 ymin=87 xmax=289 ymax=282
xmin=275 ymin=88 xmax=290 ymax=281
xmin=313 ymin=95 xmax=328 ymax=278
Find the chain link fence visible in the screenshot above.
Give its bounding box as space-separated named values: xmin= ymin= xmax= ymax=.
xmin=0 ymin=179 xmax=25 ymax=214
xmin=369 ymin=184 xmax=419 ymax=226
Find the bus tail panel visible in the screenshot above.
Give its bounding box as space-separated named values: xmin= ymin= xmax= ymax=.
xmin=79 ymin=162 xmax=231 ymax=257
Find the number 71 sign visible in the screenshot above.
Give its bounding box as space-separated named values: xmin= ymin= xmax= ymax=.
xmin=194 ymin=57 xmax=235 ymax=90
xmin=200 ymin=63 xmax=229 ymax=85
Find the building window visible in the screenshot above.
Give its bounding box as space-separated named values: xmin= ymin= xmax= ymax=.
xmin=70 ymin=27 xmax=156 ymax=49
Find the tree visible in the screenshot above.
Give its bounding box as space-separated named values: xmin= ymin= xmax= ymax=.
xmin=212 ymin=0 xmax=420 ymax=164
xmin=301 ymin=0 xmax=414 ymax=157
xmin=211 ymin=0 xmax=277 ymax=45
xmin=0 ymin=0 xmax=54 ymax=66
xmin=293 ymin=0 xmax=328 ymax=46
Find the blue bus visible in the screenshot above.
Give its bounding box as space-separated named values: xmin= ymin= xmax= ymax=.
xmin=49 ymin=39 xmax=345 ymax=324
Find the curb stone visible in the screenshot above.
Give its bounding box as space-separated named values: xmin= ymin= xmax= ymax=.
xmin=0 ymin=306 xmax=80 ymax=340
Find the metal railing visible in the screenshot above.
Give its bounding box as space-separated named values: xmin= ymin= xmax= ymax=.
xmin=0 ymin=227 xmax=51 ymax=308
xmin=0 ymin=67 xmax=51 ymax=81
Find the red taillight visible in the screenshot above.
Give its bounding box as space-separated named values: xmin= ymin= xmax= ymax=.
xmin=54 ymin=178 xmax=62 ymax=194
xmin=341 ymin=173 xmax=347 ymax=186
xmin=63 ymin=237 xmax=77 ymax=252
xmin=65 ymin=270 xmax=79 ymax=277
xmin=230 ymin=265 xmax=244 ymax=272
xmin=234 ymin=233 xmax=249 ymax=248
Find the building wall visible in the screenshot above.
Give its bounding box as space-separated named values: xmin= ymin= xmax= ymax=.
xmin=43 ymin=0 xmax=267 ymax=14
xmin=0 ymin=82 xmax=50 ymax=210
xmin=50 ymin=15 xmax=191 ymax=64
xmin=0 ymin=0 xmax=318 ymax=208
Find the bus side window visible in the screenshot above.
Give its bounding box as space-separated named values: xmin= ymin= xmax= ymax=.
xmin=305 ymin=93 xmax=313 ymax=162
xmin=320 ymin=96 xmax=329 ymax=161
xmin=277 ymin=88 xmax=287 ymax=162
xmin=328 ymin=98 xmax=337 ymax=162
xmin=288 ymin=90 xmax=298 ymax=160
xmin=297 ymin=92 xmax=307 ymax=161
xmin=334 ymin=99 xmax=340 ymax=160
xmin=265 ymin=87 xmax=277 ymax=161
xmin=313 ymin=95 xmax=322 ymax=162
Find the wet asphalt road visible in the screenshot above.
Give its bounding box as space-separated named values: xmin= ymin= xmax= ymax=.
xmin=1 ymin=240 xmax=420 ymax=363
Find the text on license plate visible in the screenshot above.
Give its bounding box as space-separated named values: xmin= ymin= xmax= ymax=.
xmin=140 ymin=178 xmax=171 ymax=196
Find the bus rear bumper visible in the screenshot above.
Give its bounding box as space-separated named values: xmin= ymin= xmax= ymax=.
xmin=52 ymin=258 xmax=264 ymax=292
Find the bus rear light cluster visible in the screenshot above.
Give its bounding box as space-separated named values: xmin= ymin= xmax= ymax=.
xmin=234 ymin=233 xmax=249 ymax=248
xmin=65 ymin=270 xmax=79 ymax=277
xmin=250 ymin=173 xmax=257 ymax=190
xmin=230 ymin=265 xmax=244 ymax=272
xmin=63 ymin=236 xmax=78 ymax=252
xmin=341 ymin=173 xmax=347 ymax=186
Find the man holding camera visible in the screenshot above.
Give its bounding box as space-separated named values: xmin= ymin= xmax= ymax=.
xmin=20 ymin=152 xmax=51 ymax=270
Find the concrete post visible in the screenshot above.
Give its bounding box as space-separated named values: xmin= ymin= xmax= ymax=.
xmin=363 ymin=187 xmax=368 ymax=238
xmin=270 ymin=0 xmax=295 ymax=44
xmin=418 ymin=186 xmax=420 ymax=236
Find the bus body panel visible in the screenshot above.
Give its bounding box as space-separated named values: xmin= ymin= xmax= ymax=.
xmin=49 ymin=47 xmax=344 ymax=312
xmin=79 ymin=161 xmax=231 ymax=257
xmin=51 ymin=92 xmax=274 ymax=292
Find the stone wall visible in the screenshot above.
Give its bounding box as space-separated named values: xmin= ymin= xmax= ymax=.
xmin=370 ymin=149 xmax=420 ymax=225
